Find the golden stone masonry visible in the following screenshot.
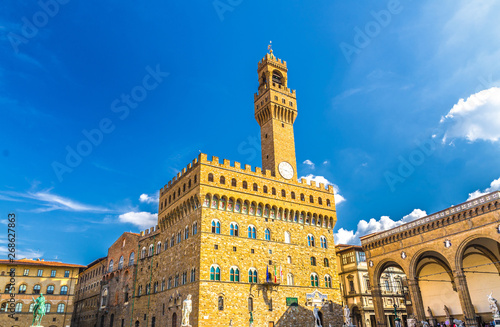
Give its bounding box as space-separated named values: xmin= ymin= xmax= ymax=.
xmin=69 ymin=49 xmax=343 ymax=327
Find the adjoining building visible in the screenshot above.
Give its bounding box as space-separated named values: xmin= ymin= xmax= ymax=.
xmin=73 ymin=48 xmax=343 ymax=327
xmin=361 ymin=192 xmax=500 ymax=327
xmin=336 ymin=244 xmax=408 ymax=327
xmin=0 ymin=258 xmax=84 ymax=327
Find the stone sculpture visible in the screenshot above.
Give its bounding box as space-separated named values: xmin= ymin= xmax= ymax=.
xmin=181 ymin=294 xmax=192 ymax=327
xmin=313 ymin=305 xmax=322 ymax=327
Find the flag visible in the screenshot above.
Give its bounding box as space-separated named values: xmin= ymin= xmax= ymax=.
xmin=266 ymin=265 xmax=269 ymax=283
xmin=274 ymin=265 xmax=277 ymax=283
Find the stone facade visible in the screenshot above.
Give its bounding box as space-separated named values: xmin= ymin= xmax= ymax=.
xmin=0 ymin=258 xmax=83 ymax=327
xmin=336 ymin=245 xmax=408 ymax=327
xmin=360 ymin=192 xmax=500 ymax=327
xmin=73 ymin=257 xmax=107 ymax=327
xmin=71 ymin=49 xmax=343 ymax=327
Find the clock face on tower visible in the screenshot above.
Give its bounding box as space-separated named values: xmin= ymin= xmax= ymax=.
xmin=278 ymin=161 xmax=294 ymax=180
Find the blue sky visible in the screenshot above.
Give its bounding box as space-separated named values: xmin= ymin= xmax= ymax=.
xmin=1 ymin=0 xmax=500 ymax=265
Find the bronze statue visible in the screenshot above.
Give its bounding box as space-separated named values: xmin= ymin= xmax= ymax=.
xmin=32 ymin=293 xmax=46 ymax=326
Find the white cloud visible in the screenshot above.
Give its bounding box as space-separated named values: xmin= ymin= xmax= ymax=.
xmin=0 ymin=190 xmax=111 ymax=213
xmin=299 ymin=174 xmax=346 ymax=205
xmin=323 ymin=160 xmax=329 ymax=165
xmin=139 ymin=193 xmax=159 ymax=204
xmin=302 ymin=160 xmax=315 ymax=169
xmin=467 ymin=177 xmax=500 ymax=200
xmin=334 ymin=209 xmax=427 ymax=245
xmin=440 ymin=87 xmax=500 ymax=143
xmin=118 ymin=212 xmax=158 ymax=229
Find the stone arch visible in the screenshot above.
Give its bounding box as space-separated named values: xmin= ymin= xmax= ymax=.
xmin=455 ymin=234 xmax=500 ymax=272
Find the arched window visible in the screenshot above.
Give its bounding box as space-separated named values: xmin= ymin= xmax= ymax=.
xmin=208 ymin=173 xmax=214 ymax=182
xmin=248 ymin=226 xmax=256 ymax=239
xmin=318 ymin=197 xmax=323 ymax=205
xmin=146 ymin=283 xmax=151 ymax=295
xmin=129 ymin=252 xmax=135 ymax=266
xmin=60 ymin=286 xmax=68 ymax=295
xmin=45 ymin=303 xmax=51 ymax=313
xmin=185 ymin=226 xmax=189 ymax=240
xmin=230 ymin=267 xmax=240 ymax=282
xmin=231 ymin=178 xmax=237 ymax=187
xmin=248 ymin=297 xmax=253 ymax=312
xmin=310 ymin=273 xmax=319 ymax=287
xmin=284 ymin=231 xmax=291 ymax=244
xmin=154 ymin=281 xmax=158 ymax=293
xmin=28 ymin=303 xmax=34 ymax=312
xmin=310 ymin=257 xmax=316 ymax=266
xmin=248 ymin=268 xmax=258 ymax=283
xmin=18 ymin=284 xmax=26 ymax=294
xmin=253 ymin=183 xmax=258 ymax=191
xmin=119 ymin=255 xmax=124 ymax=269
xmin=287 ymin=273 xmax=294 ymax=286
xmin=141 ymin=247 xmax=146 ymax=259
xmin=15 ymin=302 xmax=22 ymax=312
xmin=287 ymin=256 xmax=292 ymax=264
xmin=210 ymin=265 xmax=221 ymax=281
xmin=326 ymin=199 xmax=331 ymax=207
xmin=324 ymin=258 xmax=329 ymax=267
xmin=230 ymin=223 xmax=239 ymax=236
xmin=211 ymin=220 xmax=220 ymax=234
xmin=108 ymin=260 xmax=114 ymax=272
xmin=307 ymin=235 xmax=315 ymax=247
xmin=242 ymin=181 xmax=248 ymax=189
xmin=193 ymin=222 xmax=198 ymax=235
xmin=300 ymin=193 xmax=305 ymax=201
xmin=265 ymin=228 xmax=271 ymax=241
xmin=57 ymin=303 xmax=65 ymax=313
xmin=320 ymin=236 xmax=327 ymax=249
xmin=188 ymin=179 xmax=192 ymax=188
xmin=272 ymin=187 xmax=276 ymax=195
xmin=155 ymin=243 xmax=161 ymax=255
xmin=281 ymin=189 xmax=286 ymax=197
xmin=220 ymin=176 xmax=225 ymax=184
xmin=325 ymin=275 xmax=332 ymax=288
xmin=148 ymin=244 xmax=154 ymax=256
xmin=291 ymin=192 xmax=296 ymax=199
xmin=177 ymin=231 xmax=182 ymax=243
xmin=263 ymin=186 xmax=268 ymax=193
xmin=46 ymin=285 xmax=55 ymax=294
xmin=310 ymin=195 xmax=314 ymax=203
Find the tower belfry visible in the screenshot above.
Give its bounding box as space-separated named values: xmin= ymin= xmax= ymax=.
xmin=254 ymin=47 xmax=298 ymax=180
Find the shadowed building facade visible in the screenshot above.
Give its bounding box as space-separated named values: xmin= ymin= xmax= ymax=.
xmin=75 ymin=49 xmax=343 ymax=327
xmin=360 ymin=192 xmax=500 ymax=327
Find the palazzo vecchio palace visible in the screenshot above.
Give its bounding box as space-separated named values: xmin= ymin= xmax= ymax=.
xmin=69 ymin=49 xmax=343 ymax=327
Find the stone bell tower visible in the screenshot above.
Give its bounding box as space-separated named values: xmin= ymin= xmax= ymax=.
xmin=254 ymin=45 xmax=298 ymax=180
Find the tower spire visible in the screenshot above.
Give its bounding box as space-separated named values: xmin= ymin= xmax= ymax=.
xmin=253 ymin=50 xmax=298 ymax=180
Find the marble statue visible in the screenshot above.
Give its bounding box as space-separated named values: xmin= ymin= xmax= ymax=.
xmin=313 ymin=305 xmax=322 ymax=327
xmin=453 ymin=319 xmax=465 ymax=327
xmin=344 ymin=305 xmax=352 ymax=326
xmin=32 ymin=293 xmax=46 ymax=326
xmin=421 ymin=321 xmax=430 ymax=327
xmin=181 ymin=294 xmax=192 ymax=327
xmin=488 ymin=292 xmax=500 ymax=317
